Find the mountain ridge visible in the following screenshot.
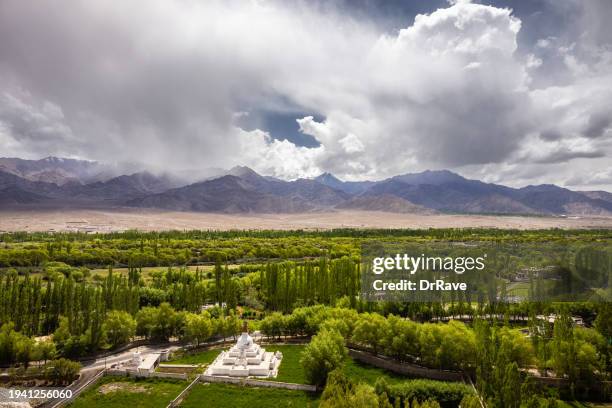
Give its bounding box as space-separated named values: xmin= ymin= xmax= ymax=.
xmin=0 ymin=157 xmax=610 ymax=216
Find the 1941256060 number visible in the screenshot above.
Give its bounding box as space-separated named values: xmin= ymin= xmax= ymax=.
xmin=8 ymin=389 xmax=73 ymax=399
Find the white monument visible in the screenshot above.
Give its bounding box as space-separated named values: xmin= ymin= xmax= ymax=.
xmin=206 ymin=322 xmax=282 ymax=377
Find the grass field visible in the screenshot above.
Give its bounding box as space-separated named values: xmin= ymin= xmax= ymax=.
xmin=90 ymin=264 xmax=240 ymax=282
xmin=267 ymin=344 xmax=413 ymax=386
xmin=68 ymin=377 xmax=186 ymax=408
xmin=506 ymin=281 xmax=530 ymax=298
xmin=167 ymin=348 xmax=221 ymax=365
xmin=168 ymin=344 xmax=308 ymax=383
xmin=155 ymin=365 xmax=198 ymax=375
xmin=268 ymin=345 xmax=309 ymax=384
xmin=180 ymin=383 xmax=319 ymax=408
xmin=342 ymin=357 xmax=414 ymax=385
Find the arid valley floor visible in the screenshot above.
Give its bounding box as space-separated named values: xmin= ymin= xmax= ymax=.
xmin=1 ymin=209 xmax=612 ymax=232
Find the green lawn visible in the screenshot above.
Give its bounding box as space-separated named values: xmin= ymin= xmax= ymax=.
xmin=171 ymin=343 xmax=414 ymax=387
xmin=68 ymin=377 xmax=186 ymax=408
xmin=167 ymin=344 xmax=306 ymax=383
xmin=506 ymin=281 xmax=530 ymax=298
xmin=268 ymin=344 xmax=414 ymax=386
xmin=168 ymin=348 xmax=221 ymax=365
xmin=342 ymin=357 xmax=414 ymax=385
xmin=268 ymin=345 xmax=308 ymax=384
xmin=180 ymin=383 xmax=319 ymax=408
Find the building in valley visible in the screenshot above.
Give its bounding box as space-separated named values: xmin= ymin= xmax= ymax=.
xmin=205 ymin=322 xmax=282 ymax=378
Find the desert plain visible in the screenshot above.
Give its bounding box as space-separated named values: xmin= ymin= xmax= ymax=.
xmin=1 ymin=209 xmax=612 ymax=232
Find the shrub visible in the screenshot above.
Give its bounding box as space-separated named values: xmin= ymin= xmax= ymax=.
xmin=44 ymin=358 xmax=81 ymax=385
xmin=300 ymin=328 xmax=348 ymax=386
xmin=375 ymin=378 xmax=473 ymax=408
xmin=320 ymin=369 xmax=379 ymax=408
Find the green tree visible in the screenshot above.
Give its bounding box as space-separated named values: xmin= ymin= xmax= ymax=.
xmin=594 ymin=304 xmax=612 ymax=340
xmin=320 ymin=369 xmax=379 ymax=408
xmin=352 ymin=313 xmax=390 ymax=354
xmin=184 ymin=313 xmax=213 ymax=346
xmin=550 ymin=310 xmax=577 ymax=383
xmin=103 ymin=310 xmax=136 ymax=348
xmin=45 ymin=358 xmax=81 ymax=385
xmin=300 ymin=328 xmax=347 ymax=386
xmin=136 ymin=307 xmax=158 ymax=339
xmin=52 ymin=317 xmax=86 ymax=358
xmin=37 ymin=340 xmax=57 ymax=364
xmin=15 ymin=337 xmax=35 ymax=368
xmin=459 ymin=394 xmax=481 ymax=408
xmin=260 ymin=312 xmax=286 ymax=340
xmin=414 ymin=400 xmax=441 ymax=408
xmin=500 ymin=362 xmax=522 ymax=408
xmin=155 ymin=302 xmax=177 ymax=341
xmin=220 ymin=311 xmax=242 ymax=341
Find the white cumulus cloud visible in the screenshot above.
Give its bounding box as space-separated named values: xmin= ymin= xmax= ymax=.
xmin=0 ymin=0 xmax=610 ymax=189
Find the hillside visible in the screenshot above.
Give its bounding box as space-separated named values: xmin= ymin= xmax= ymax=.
xmin=0 ymin=157 xmax=611 ymax=216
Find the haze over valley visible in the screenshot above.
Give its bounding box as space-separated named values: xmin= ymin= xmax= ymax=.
xmin=1 ymin=157 xmax=612 ymax=225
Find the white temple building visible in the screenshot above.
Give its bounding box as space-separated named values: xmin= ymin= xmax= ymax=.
xmin=205 ymin=323 xmax=282 ymax=378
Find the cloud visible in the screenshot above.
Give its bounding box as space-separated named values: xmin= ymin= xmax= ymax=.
xmin=584 ymin=110 xmax=612 ymax=139
xmin=281 ymin=1 xmax=533 ymax=178
xmin=532 ymin=148 xmax=604 ymax=164
xmin=0 ymin=0 xmax=610 ymax=189
xmin=238 ymin=128 xmax=324 ymax=180
xmin=513 ymin=131 xmax=606 ymax=164
xmin=526 ymin=54 xmax=543 ymax=69
xmin=565 ymin=168 xmax=612 ymax=188
xmin=0 ymin=88 xmax=77 ymax=158
xmin=539 ymin=129 xmax=563 ymax=141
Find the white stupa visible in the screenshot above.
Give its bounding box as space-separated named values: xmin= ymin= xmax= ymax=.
xmin=206 ymin=322 xmax=282 ymax=377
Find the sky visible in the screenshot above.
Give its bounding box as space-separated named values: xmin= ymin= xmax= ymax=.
xmin=0 ymin=0 xmax=611 ymax=190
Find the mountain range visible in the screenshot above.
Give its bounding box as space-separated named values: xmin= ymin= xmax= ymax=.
xmin=1 ymin=157 xmax=611 ymax=216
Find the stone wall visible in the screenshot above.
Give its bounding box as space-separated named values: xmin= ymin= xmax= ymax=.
xmin=150 ymin=372 xmax=188 ymax=380
xmin=106 ymin=368 xmax=187 ymax=380
xmin=106 ymin=369 xmax=128 ymax=376
xmin=348 ymin=349 xmax=465 ymax=382
xmin=158 ymin=364 xmax=199 ymax=369
xmin=167 ymin=376 xmax=201 ymax=408
xmin=200 ymin=374 xmax=317 ymax=392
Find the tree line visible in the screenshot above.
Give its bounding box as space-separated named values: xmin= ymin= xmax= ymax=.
xmin=259 ymin=258 xmax=360 ymax=312
xmin=2 ymin=228 xmax=610 ymax=269
xmin=258 ymin=304 xmax=609 ymax=400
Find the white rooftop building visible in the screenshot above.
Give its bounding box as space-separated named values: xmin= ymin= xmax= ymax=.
xmin=205 ymin=323 xmax=282 ymax=378
xmin=137 ymin=353 xmax=160 ymax=375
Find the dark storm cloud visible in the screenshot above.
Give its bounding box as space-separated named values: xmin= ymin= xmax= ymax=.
xmin=0 ymin=89 xmax=77 ymax=157
xmin=0 ymin=1 xmax=266 ymax=169
xmin=540 ymin=129 xmax=563 ymax=141
xmin=0 ymin=0 xmax=611 ymax=188
xmin=532 ymin=149 xmax=605 ymax=164
xmin=584 ymin=111 xmax=612 ymax=139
